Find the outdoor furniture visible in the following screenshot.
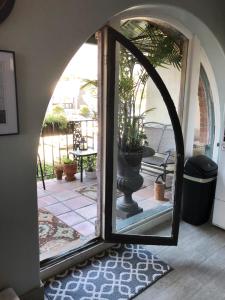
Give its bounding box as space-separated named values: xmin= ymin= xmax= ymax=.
xmin=141 ymin=122 xmax=176 ymax=186
xmin=70 ymin=149 xmax=97 ymax=182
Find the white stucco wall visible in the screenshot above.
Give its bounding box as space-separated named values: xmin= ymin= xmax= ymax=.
xmin=145 ymin=65 xmax=181 ymax=124
xmin=0 ymin=0 xmax=225 ymax=297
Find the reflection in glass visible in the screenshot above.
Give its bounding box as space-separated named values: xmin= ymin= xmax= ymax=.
xmin=109 ymin=19 xmax=187 ymax=237
xmin=193 ymin=65 xmax=215 ymax=158
xmin=120 ymin=19 xmax=187 ymax=122
xmin=112 ymin=42 xmax=177 ymax=237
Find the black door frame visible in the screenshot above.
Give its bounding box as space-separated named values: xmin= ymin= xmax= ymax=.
xmin=102 ymin=25 xmax=184 ymax=245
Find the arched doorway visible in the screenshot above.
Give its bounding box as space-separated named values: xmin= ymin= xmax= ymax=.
xmin=39 ymin=5 xmax=224 ymax=280
xmin=38 ymin=17 xmax=186 ymax=265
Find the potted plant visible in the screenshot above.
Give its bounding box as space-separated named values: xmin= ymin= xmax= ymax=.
xmin=154 ymin=176 xmax=165 ymax=201
xmin=85 ymin=156 xmax=97 ymax=179
xmin=116 ymin=35 xmax=155 ymax=217
xmin=63 ymin=157 xmax=77 ymax=181
xmin=116 ymin=20 xmax=182 ymax=217
xmin=54 ymin=163 xmax=64 ymax=180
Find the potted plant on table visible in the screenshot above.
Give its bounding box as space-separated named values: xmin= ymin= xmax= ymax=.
xmin=85 ymin=156 xmax=97 ymax=179
xmin=63 ymin=158 xmax=77 ymax=181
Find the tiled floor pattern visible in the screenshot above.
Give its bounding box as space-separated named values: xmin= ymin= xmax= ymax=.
xmin=37 ymin=177 xmax=97 ymax=239
xmin=37 ymin=172 xmax=172 ymax=259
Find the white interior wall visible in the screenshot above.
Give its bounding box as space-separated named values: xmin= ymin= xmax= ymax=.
xmin=0 ymin=0 xmax=225 ymax=297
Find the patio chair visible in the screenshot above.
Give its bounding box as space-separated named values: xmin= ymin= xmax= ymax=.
xmin=141 ymin=122 xmax=176 ymax=187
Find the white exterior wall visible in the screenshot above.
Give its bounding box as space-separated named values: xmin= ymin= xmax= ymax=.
xmin=145 ymin=65 xmax=181 ymax=124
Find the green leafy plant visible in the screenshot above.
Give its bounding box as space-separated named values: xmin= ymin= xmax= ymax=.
xmin=43 ymin=114 xmax=68 ymax=130
xmin=117 ymin=20 xmax=182 ymax=152
xmin=52 ymin=105 xmax=66 ymax=115
xmin=79 ymin=105 xmax=91 ymax=118
xmin=81 ymin=79 xmax=98 ymax=98
xmin=43 ymin=105 xmax=68 ymax=131
xmin=120 ymin=20 xmax=182 ymax=69
xmin=62 ymin=157 xmax=75 ymax=164
xmin=37 ymin=163 xmax=54 ymax=180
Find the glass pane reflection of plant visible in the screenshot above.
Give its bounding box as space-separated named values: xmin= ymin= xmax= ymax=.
xmin=81 ymin=21 xmax=183 ymax=153
xmin=118 ymin=20 xmax=183 ymax=153
xmin=115 ymin=21 xmax=183 ymax=220
xmin=118 ymin=45 xmax=154 ymax=153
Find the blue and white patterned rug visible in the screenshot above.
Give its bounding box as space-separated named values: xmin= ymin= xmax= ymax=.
xmin=44 ymin=244 xmax=172 ymax=300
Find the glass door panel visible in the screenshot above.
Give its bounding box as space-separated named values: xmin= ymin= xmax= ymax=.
xmin=114 ymin=43 xmax=176 ymax=236
xmin=193 ymin=65 xmax=215 ymax=158
xmin=102 ymin=26 xmax=184 ymax=245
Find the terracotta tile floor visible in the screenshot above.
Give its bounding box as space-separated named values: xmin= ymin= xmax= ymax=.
xmin=37 ymin=172 xmax=172 ymax=260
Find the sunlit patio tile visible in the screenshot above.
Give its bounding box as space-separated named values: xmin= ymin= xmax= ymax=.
xmin=134 ymin=187 xmax=154 ymax=199
xmin=52 ymin=190 xmax=80 ymax=201
xmin=89 ymin=217 xmax=97 ymax=225
xmin=63 ymin=196 xmax=95 ymax=210
xmin=38 ymin=195 xmax=58 ymax=208
xmin=72 ymin=221 xmax=95 ymax=236
xmin=138 ymin=198 xmax=160 ymax=211
xmin=76 ymin=204 xmax=97 ymax=219
xmin=63 ymin=180 xmax=86 ymax=190
xmin=57 ymin=211 xmax=85 ymax=226
xmin=37 ymin=188 xmax=52 ymax=198
xmin=45 ymin=203 xmax=71 ymax=216
xmin=44 ymin=184 xmax=68 ymax=192
xmin=38 ymin=198 xmax=47 ymax=208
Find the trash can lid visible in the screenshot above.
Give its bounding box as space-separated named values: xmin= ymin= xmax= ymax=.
xmin=184 ymin=155 xmax=218 ymax=179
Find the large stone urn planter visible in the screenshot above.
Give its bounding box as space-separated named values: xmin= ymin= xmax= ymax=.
xmin=116 ymin=150 xmax=144 ymax=218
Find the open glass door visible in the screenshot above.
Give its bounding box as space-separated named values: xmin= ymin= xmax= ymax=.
xmin=100 ymin=26 xmax=184 ymax=245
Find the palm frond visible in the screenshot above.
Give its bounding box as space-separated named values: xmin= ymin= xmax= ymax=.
xmin=120 ymin=20 xmax=182 ymax=70
xmin=81 ymin=79 xmax=98 ymax=90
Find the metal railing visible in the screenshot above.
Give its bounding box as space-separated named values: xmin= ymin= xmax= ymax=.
xmin=37 ymin=119 xmax=98 ymax=179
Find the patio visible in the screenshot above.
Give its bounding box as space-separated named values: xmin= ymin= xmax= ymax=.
xmin=37 ymin=174 xmax=97 ymax=261
xmin=37 ymin=171 xmax=173 ymax=261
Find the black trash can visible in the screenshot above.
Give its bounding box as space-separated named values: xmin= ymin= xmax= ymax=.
xmin=182 ymin=155 xmax=218 ymax=225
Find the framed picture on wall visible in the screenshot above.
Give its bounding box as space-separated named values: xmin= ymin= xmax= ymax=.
xmin=0 ymin=50 xmax=19 ymax=135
